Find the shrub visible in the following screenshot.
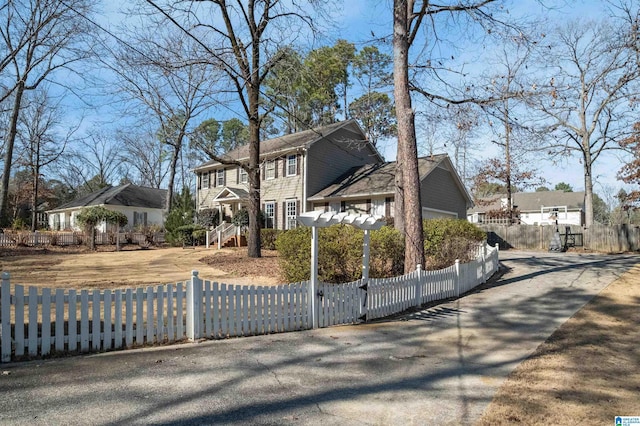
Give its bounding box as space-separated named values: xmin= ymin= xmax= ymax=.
xmin=261 ymin=229 xmax=281 ymax=250
xmin=423 ymin=218 xmax=486 ymax=270
xmin=370 ymin=225 xmax=404 ymax=277
xmin=11 ymin=218 xmax=27 ymax=231
xmin=197 ymin=208 xmax=220 ymax=228
xmin=174 ymin=224 xmax=206 ymax=246
xmin=275 ymin=224 xmax=404 ymax=283
xmin=232 ymin=208 xmax=249 ymax=227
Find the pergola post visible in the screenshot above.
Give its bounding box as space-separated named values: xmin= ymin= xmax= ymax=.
xmin=297 ymin=212 xmax=385 ymax=330
xmin=362 ymin=229 xmax=371 ymax=281
xmin=309 ymin=226 xmax=319 ymax=329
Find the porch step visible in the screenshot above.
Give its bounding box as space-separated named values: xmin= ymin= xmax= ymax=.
xmin=222 ymin=235 xmax=247 ymax=248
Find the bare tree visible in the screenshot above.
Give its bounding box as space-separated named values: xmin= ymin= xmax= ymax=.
xmin=119 ymin=128 xmax=169 ymax=189
xmin=105 ymin=27 xmax=219 ymax=211
xmin=478 ymin=40 xmax=537 ymax=222
xmin=392 ymin=0 xmax=512 ymax=272
xmin=0 ymin=0 xmax=95 ymax=226
xmin=57 ymin=131 xmax=124 ymax=195
xmin=527 ymin=16 xmax=640 ymax=227
xmin=145 ymin=0 xmax=325 ymax=258
xmin=15 ymin=88 xmax=68 ymax=230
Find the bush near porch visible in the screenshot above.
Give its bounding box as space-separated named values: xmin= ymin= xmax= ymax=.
xmin=275 ymin=219 xmax=486 ymax=283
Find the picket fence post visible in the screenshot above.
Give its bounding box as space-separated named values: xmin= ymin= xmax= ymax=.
xmin=1 ymin=272 xmax=11 ymax=362
xmin=414 ymin=264 xmax=423 ymax=308
xmin=186 ymin=271 xmax=196 ymax=340
xmin=454 ymin=259 xmax=460 ymax=297
xmin=481 ymin=242 xmax=487 ymax=283
xmin=494 ymin=243 xmax=500 ymax=272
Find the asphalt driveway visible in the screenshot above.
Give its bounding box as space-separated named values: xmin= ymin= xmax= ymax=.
xmin=0 ymin=250 xmax=637 ymax=425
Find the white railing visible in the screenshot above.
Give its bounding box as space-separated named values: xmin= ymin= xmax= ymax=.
xmin=0 ymin=243 xmax=499 ymax=362
xmin=205 ymin=222 xmax=238 ymax=249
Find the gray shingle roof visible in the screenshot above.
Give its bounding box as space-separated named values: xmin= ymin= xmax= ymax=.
xmin=48 ymin=184 xmax=168 ymax=212
xmin=194 ymin=120 xmax=367 ymax=171
xmin=469 ymin=191 xmax=585 ymax=213
xmin=309 ymin=154 xmax=449 ymax=200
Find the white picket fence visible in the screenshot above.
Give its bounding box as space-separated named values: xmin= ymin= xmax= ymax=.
xmin=0 ymin=231 xmax=164 ymax=247
xmin=0 ymin=243 xmax=499 ymax=362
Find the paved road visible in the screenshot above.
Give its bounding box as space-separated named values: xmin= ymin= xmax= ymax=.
xmin=0 ymin=251 xmax=637 ymax=425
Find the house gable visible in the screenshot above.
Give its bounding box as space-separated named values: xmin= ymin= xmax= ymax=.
xmin=309 ymin=154 xmax=472 ymax=219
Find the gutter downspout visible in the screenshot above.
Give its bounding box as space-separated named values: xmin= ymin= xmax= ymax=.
xmin=302 ymin=148 xmax=308 ymax=212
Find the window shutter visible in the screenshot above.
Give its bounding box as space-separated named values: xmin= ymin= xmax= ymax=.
xmin=197 ymin=174 xmax=201 ymax=190
xmin=275 ymin=158 xmax=279 ymax=179
xmin=296 ymin=200 xmax=300 ymax=218
xmin=341 ymin=201 xmax=346 ymax=213
xmin=143 ymin=212 xmax=148 ymax=227
xmin=324 ymin=202 xmax=329 ymax=212
xmin=282 ymin=202 xmax=286 ymax=230
xmin=274 ymin=202 xmax=278 ymax=230
xmin=213 ymin=171 xmax=216 ymax=188
xmin=385 ymin=197 xmax=392 ymax=217
xmin=236 ymin=168 xmax=240 ymax=184
xmin=296 ymin=154 xmax=300 ymax=176
xmin=261 ymin=163 xmax=265 ymax=181
xmin=366 ymin=199 xmax=371 ymax=214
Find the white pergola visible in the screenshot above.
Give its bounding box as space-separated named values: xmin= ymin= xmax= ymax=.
xmin=297 ymin=211 xmax=386 ymax=328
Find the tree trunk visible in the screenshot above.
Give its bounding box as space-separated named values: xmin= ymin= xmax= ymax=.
xmin=504 ymin=100 xmax=513 ymax=223
xmin=166 ymin=146 xmax=179 ymax=212
xmin=247 ymin=75 xmax=262 ymax=259
xmin=393 ymin=0 xmax=424 ymax=272
xmin=31 ymin=164 xmax=40 ymax=232
xmin=0 ymin=81 xmax=25 ymax=228
xmin=583 ymin=143 xmax=594 ymax=227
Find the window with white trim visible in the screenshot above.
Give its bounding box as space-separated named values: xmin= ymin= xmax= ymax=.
xmin=286 ymin=199 xmax=297 ymax=230
xmin=239 ymin=167 xmax=248 ymax=184
xmin=266 ymin=160 xmax=275 ymax=180
xmin=133 ymin=211 xmax=148 ymax=228
xmin=372 ymin=199 xmax=385 ymax=216
xmin=264 ymin=201 xmax=275 ymax=229
xmin=216 ymin=169 xmax=225 ymax=186
xmin=286 ymin=154 xmax=297 ymax=176
xmin=202 ymin=172 xmax=209 ymax=188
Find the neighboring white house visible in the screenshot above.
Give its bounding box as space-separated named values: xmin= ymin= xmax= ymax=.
xmin=46 ymin=184 xmax=168 ymax=232
xmin=468 ymin=191 xmax=585 ymax=226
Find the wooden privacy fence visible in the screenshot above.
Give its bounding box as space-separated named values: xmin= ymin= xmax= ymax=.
xmin=481 ymin=224 xmax=640 ymax=252
xmin=0 ymin=243 xmax=499 ymax=362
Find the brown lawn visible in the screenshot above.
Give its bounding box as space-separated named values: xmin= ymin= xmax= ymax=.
xmin=0 ymin=246 xmax=283 ymax=289
xmin=478 ymin=264 xmax=640 ymax=425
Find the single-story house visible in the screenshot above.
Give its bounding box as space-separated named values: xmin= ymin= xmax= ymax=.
xmin=46 ymin=184 xmax=168 ymax=232
xmin=468 ymin=191 xmax=585 ymax=226
xmin=194 ymin=119 xmax=473 ymax=231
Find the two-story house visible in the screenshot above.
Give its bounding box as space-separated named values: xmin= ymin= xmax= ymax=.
xmin=194 ymin=120 xmax=473 ymax=230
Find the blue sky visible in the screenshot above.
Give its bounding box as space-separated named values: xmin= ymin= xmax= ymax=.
xmin=83 ymin=0 xmax=633 ymax=198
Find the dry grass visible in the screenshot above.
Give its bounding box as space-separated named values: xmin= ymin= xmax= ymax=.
xmin=0 ymin=246 xmax=283 ymax=290
xmin=478 ymin=265 xmax=640 ymax=425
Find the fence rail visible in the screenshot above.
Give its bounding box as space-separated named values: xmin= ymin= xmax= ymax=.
xmin=0 ymin=243 xmax=499 ymax=362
